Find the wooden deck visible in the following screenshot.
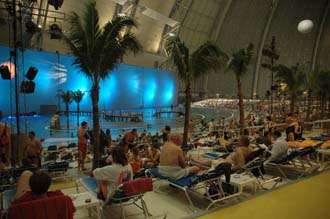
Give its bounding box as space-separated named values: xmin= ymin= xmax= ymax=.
xmin=103 ymin=112 xmax=144 ymax=122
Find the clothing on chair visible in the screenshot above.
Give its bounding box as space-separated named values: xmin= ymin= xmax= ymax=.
xmin=9 ymin=190 xmax=76 ymax=219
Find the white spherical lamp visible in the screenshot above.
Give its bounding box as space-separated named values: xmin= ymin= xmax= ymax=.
xmin=297 ymin=20 xmax=314 ymax=34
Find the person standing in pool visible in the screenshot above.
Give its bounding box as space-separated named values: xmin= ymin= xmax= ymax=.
xmin=78 ymin=121 xmax=89 ymax=171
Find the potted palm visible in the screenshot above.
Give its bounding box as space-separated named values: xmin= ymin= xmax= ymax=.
xmin=64 ymin=1 xmax=141 ymax=169
xmin=165 ymin=36 xmax=224 ymax=146
xmin=58 ymin=90 xmax=73 ymax=129
xmin=72 ymin=90 xmax=85 ymax=127
xmin=226 ymin=44 xmax=254 ymax=135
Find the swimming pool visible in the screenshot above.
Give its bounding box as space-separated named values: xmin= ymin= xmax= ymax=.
xmin=1 ymin=107 xmax=232 ymax=146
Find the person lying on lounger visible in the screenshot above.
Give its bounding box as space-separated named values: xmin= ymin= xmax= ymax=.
xmin=191 ymin=136 xmax=253 ymax=172
xmin=158 ymin=133 xmax=200 ymax=180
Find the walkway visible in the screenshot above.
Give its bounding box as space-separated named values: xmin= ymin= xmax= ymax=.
xmin=198 ymin=171 xmax=330 ymax=219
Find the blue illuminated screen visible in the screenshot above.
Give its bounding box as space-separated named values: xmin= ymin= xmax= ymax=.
xmin=0 ymin=46 xmax=177 ymax=115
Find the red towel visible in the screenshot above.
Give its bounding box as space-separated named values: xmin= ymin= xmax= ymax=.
xmin=8 ymin=191 xmax=76 ymax=219
xmin=123 ymin=178 xmax=153 ymax=196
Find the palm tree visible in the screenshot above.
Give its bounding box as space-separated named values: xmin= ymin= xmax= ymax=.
xmin=226 ymin=44 xmax=254 ymax=135
xmin=58 ymin=90 xmax=73 ymax=129
xmin=165 ymin=36 xmax=224 ymax=146
xmin=275 ymin=63 xmax=305 ymax=114
xmin=64 ymin=1 xmax=141 ymax=169
xmin=261 ymin=36 xmax=280 ymax=114
xmin=314 ymin=70 xmax=330 ymax=118
xmin=304 ymin=70 xmax=319 ymax=121
xmin=72 ymin=90 xmax=86 ymax=127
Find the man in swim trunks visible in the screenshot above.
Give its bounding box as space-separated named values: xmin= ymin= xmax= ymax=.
xmin=78 ymin=121 xmax=89 ymax=171
xmin=159 ymin=133 xmax=200 ymax=179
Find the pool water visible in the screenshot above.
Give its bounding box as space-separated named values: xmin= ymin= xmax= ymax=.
xmin=2 ymin=107 xmax=232 ymax=144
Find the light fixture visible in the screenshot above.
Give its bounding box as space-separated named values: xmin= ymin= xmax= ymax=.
xmin=0 ymin=65 xmax=11 ymax=80
xmin=49 ymin=23 xmax=62 ymax=39
xmin=25 ymin=66 xmax=38 ymax=80
xmin=25 ymin=20 xmax=37 ymax=33
xmin=20 ymin=66 xmax=38 ymax=93
xmin=20 ymin=80 xmax=35 ymax=93
xmin=48 ymin=0 xmax=64 ymax=10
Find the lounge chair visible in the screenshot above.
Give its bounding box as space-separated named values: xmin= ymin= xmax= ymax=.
xmin=76 ymin=177 xmax=157 ymax=219
xmin=148 ymin=163 xmax=240 ymax=211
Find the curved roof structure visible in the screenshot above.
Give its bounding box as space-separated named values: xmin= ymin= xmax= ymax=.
xmin=0 ymin=0 xmax=329 ymax=98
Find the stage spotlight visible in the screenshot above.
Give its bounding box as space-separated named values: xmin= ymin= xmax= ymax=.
xmin=25 ymin=67 xmax=38 ymax=80
xmin=25 ymin=20 xmax=37 ymax=33
xmin=0 ymin=65 xmax=11 ymax=80
xmin=20 ymin=80 xmax=35 ymax=93
xmin=49 ymin=23 xmax=62 ymax=39
xmin=48 ymin=0 xmax=64 ymax=10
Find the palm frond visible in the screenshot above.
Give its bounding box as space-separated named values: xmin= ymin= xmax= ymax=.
xmin=72 ymin=90 xmax=86 ymax=103
xmin=227 ymin=43 xmax=254 ymax=77
xmin=190 ymin=41 xmax=227 ymax=79
xmin=58 ymin=90 xmax=73 ymax=104
xmin=275 ymin=63 xmax=305 ymax=95
xmin=165 ymin=36 xmax=189 ymax=81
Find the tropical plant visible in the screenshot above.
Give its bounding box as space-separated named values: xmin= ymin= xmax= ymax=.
xmin=304 ymin=69 xmax=320 ymax=121
xmin=313 ymin=70 xmax=330 ymax=118
xmin=261 ymin=36 xmax=280 ymax=114
xmin=72 ymin=90 xmax=86 ymax=127
xmin=165 ymin=36 xmax=224 ymax=146
xmin=275 ymin=63 xmax=305 ymax=114
xmin=64 ymin=1 xmax=141 ymax=169
xmin=58 ymin=90 xmax=73 ymax=129
xmin=226 ymin=43 xmax=254 ymax=135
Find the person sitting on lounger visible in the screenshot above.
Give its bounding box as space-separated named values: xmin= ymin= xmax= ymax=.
xmin=158 ymin=133 xmax=200 ymax=180
xmin=93 ymin=146 xmax=133 ymax=200
xmin=191 ymin=136 xmax=253 ymax=172
xmin=267 ymin=131 xmax=288 ymax=162
xmin=9 ymin=170 xmax=76 ymax=219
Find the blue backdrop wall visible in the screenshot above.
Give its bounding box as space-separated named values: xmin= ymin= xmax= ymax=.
xmin=0 ymin=46 xmax=177 ymax=115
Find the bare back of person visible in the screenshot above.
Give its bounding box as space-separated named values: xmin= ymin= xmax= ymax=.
xmin=159 ymin=142 xmax=183 ymax=167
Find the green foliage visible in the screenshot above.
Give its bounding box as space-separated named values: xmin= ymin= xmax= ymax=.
xmin=64 ymin=1 xmax=141 ymax=84
xmin=165 ymin=36 xmax=224 ymax=83
xmin=275 ymin=63 xmax=305 ymax=96
xmin=58 ymin=90 xmax=73 ymax=104
xmin=72 ymin=90 xmax=86 ymax=104
xmin=226 ymin=43 xmax=254 ymax=78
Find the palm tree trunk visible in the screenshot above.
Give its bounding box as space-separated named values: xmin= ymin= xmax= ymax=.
xmin=236 ymin=75 xmax=245 ymax=135
xmin=66 ymin=103 xmax=69 ymax=129
xmin=77 ymin=103 xmax=80 ymax=127
xmin=92 ymin=84 xmax=100 ymax=170
xmin=182 ymin=80 xmax=191 ymax=147
xmin=306 ymin=91 xmax=312 ymax=121
xmin=321 ymin=95 xmax=325 ymax=118
xmin=290 ymin=94 xmax=295 ymax=114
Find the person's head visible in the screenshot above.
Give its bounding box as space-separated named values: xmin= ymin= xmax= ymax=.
xmin=106 ymin=129 xmax=110 ymax=135
xmin=266 ymin=116 xmax=271 ymax=121
xmin=132 ymin=128 xmax=137 ymax=134
xmin=81 ymin=121 xmax=87 ymax=128
xmin=119 ymin=140 xmax=129 ymax=153
xmin=238 ymin=136 xmax=250 ymax=147
xmin=112 ymin=146 xmax=128 ymax=166
xmin=151 ymin=141 xmax=160 ymax=152
xmin=271 ymin=131 xmax=281 ymax=140
xmin=170 ymin=133 xmax=183 ymax=146
xmin=29 ymin=170 xmax=52 ymax=196
xmin=132 ymin=146 xmax=140 ymax=156
xmin=28 ymin=131 xmax=35 ymax=139
xmin=165 ymin=125 xmax=171 ymax=132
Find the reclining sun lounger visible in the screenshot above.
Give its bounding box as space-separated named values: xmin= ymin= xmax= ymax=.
xmin=266 ymin=147 xmax=317 ymax=180
xmin=148 ymin=163 xmax=240 ymax=210
xmin=76 ymin=177 xmax=157 ymax=219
